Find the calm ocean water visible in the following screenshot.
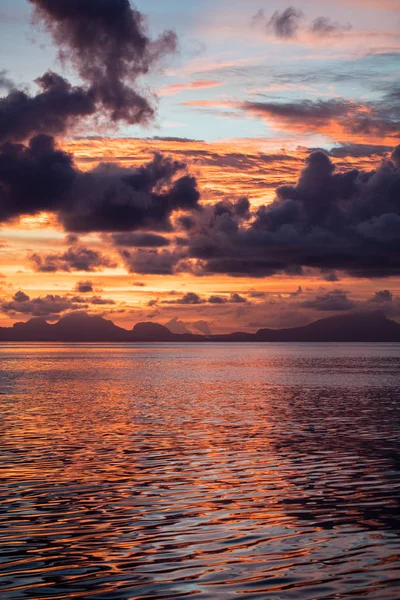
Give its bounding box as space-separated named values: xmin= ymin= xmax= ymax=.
xmin=0 ymin=343 xmax=399 ymax=599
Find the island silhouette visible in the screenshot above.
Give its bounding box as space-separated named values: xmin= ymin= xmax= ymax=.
xmin=1 ymin=311 xmax=399 ymax=342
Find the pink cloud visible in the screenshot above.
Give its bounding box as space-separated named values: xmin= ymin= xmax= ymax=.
xmin=159 ymin=80 xmax=223 ymax=96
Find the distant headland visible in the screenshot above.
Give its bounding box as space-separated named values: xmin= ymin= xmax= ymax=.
xmin=1 ymin=311 xmax=399 ymax=342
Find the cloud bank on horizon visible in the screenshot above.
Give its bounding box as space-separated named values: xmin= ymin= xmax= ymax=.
xmin=0 ymin=0 xmax=399 ymax=333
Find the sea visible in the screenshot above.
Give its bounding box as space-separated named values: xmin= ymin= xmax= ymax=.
xmin=0 ymin=343 xmax=399 ymax=599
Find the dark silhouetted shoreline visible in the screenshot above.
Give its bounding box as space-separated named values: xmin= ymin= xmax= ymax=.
xmin=1 ymin=311 xmax=399 ymax=342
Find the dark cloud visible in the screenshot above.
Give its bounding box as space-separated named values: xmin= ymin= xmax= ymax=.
xmin=0 ymin=72 xmax=96 ymax=144
xmin=252 ymin=7 xmax=304 ymax=38
xmin=0 ymin=135 xmax=76 ymax=221
xmin=1 ymin=1 xmax=176 ymax=143
xmin=240 ymin=98 xmax=400 ymax=137
xmin=208 ymin=293 xmax=247 ymax=304
xmin=230 ymin=292 xmax=247 ymax=303
xmin=174 ymin=292 xmax=204 ymax=305
xmin=121 ymin=248 xmax=184 ymax=275
xmin=177 ymin=215 xmax=197 ymax=231
xmin=321 ymin=271 xmax=340 ymax=282
xmin=242 ymin=98 xmax=351 ymax=122
xmin=71 ymin=295 xmax=116 ymax=306
xmin=29 ymin=0 xmax=176 ymax=126
xmin=392 ymin=145 xmax=400 ymax=168
xmin=56 ymin=154 xmax=200 ymax=233
xmin=251 ymin=7 xmax=351 ymax=40
xmin=75 ymin=280 xmax=93 ymax=293
xmin=185 ymin=146 xmax=400 ymax=279
xmin=0 ymin=138 xmax=200 ymax=230
xmin=111 ymin=232 xmax=171 ymax=247
xmin=89 ymin=297 xmax=115 ymax=306
xmin=371 ymin=290 xmax=393 ymax=303
xmin=309 ymin=17 xmax=351 ymax=36
xmin=267 ymin=7 xmax=304 ymax=39
xmin=329 ymin=143 xmax=393 ymax=159
xmin=208 ymin=295 xmax=228 ymax=304
xmin=2 ymin=291 xmax=83 ymax=317
xmin=300 ymin=290 xmax=356 ymax=311
xmin=66 ymin=234 xmax=80 ymax=245
xmin=150 ymin=136 xmax=202 ymax=143
xmin=163 ymin=291 xmax=248 ymax=305
xmin=30 ymin=246 xmax=117 ymax=272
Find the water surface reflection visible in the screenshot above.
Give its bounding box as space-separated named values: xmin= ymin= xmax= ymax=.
xmin=0 ymin=343 xmax=399 ymax=599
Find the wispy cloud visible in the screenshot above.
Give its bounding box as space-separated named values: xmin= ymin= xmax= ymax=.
xmin=159 ymin=79 xmax=223 ymax=96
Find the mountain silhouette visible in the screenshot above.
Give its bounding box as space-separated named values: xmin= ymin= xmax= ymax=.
xmin=132 ymin=322 xmax=175 ymax=341
xmin=0 ymin=311 xmax=399 ymax=342
xmin=254 ymin=311 xmax=400 ymax=342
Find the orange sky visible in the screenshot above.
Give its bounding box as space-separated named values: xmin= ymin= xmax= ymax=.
xmin=1 ymin=136 xmax=398 ymax=333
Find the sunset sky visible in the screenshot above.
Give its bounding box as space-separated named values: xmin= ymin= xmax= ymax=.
xmin=0 ymin=0 xmax=399 ymax=333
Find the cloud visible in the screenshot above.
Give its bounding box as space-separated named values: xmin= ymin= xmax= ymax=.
xmin=121 ymin=248 xmax=184 ymax=275
xmin=75 ymin=280 xmax=93 ymax=293
xmin=29 ymin=246 xmax=117 ymax=272
xmin=329 ymin=143 xmax=393 ymax=158
xmin=191 ymin=320 xmax=212 ymax=335
xmin=0 ymin=135 xmax=76 ymax=221
xmin=184 ymin=146 xmax=400 ymax=278
xmin=165 ymin=316 xmax=191 ymax=334
xmin=2 ymin=291 xmax=83 ymax=317
xmin=71 ymin=295 xmax=115 ymax=306
xmin=0 ymin=137 xmax=200 ymax=231
xmin=251 ymin=7 xmax=303 ymax=39
xmin=31 ymin=0 xmax=177 ymax=119
xmin=391 ymin=144 xmax=400 ymax=168
xmin=309 ymin=17 xmax=351 ymax=36
xmin=230 ymin=292 xmax=247 ymax=303
xmin=0 ymin=0 xmax=176 ymax=143
xmin=65 ymin=155 xmax=199 ymax=233
xmin=159 ymin=80 xmax=222 ymax=96
xmin=321 ymin=271 xmax=340 ymax=282
xmin=111 ymin=232 xmax=171 ymax=247
xmin=68 ymin=136 xmax=392 ymax=210
xmin=184 ymin=95 xmax=399 ymax=141
xmin=208 ymin=292 xmax=248 ymax=304
xmin=0 ymin=73 xmax=97 ymax=144
xmin=29 ymin=0 xmax=176 ymax=121
xmin=174 ymin=292 xmax=204 ymax=305
xmin=300 ymin=289 xmax=356 ymax=311
xmin=239 ymin=98 xmax=400 ymax=139
xmin=2 ymin=137 xmax=400 ymax=283
xmin=251 ymin=7 xmax=351 ymax=41
xmin=208 ymin=295 xmax=228 ymax=304
xmin=371 ymin=289 xmax=393 ymax=303
xmin=267 ymin=7 xmax=304 ymax=39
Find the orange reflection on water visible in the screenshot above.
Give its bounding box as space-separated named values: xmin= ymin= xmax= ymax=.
xmin=0 ymin=343 xmax=399 ymax=599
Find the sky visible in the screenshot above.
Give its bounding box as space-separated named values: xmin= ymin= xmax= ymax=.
xmin=0 ymin=0 xmax=399 ymax=334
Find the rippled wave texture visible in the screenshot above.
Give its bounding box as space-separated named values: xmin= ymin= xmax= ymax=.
xmin=1 ymin=343 xmax=399 ymax=599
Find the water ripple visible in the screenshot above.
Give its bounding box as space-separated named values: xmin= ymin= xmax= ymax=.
xmin=0 ymin=343 xmax=399 ymax=599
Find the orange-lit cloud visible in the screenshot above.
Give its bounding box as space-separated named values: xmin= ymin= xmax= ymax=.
xmin=0 ymin=137 xmax=397 ymax=330
xmin=182 ymin=99 xmax=399 ymax=145
xmin=159 ymin=79 xmax=223 ymax=96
